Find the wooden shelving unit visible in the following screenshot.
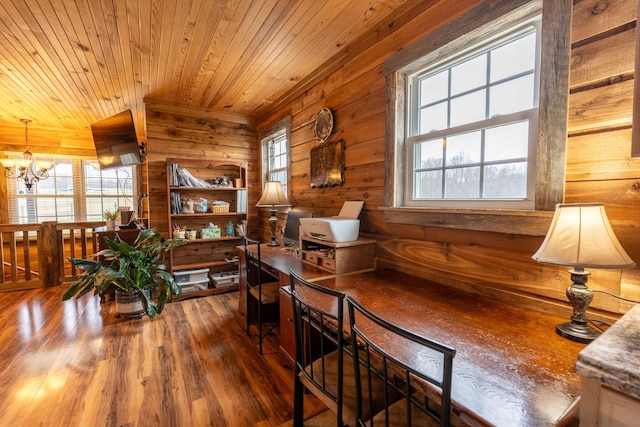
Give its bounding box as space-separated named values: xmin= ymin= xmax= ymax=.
xmin=166 ymin=158 xmax=247 ymax=299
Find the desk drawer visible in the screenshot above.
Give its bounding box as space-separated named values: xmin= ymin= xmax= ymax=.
xmin=303 ymin=252 xmax=321 ymax=266
xmin=319 ymin=257 xmax=335 ymax=271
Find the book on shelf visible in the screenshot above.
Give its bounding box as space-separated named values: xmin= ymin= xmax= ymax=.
xmin=236 ymin=189 xmax=246 ymax=213
xmin=168 ymin=163 xmax=179 ymax=187
xmin=170 ymin=191 xmax=182 ymax=214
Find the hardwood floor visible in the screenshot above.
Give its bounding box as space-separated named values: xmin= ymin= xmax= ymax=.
xmin=0 ymin=286 xmax=324 ymax=426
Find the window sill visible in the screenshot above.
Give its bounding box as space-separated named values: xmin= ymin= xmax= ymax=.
xmin=378 ymin=207 xmax=554 ymax=236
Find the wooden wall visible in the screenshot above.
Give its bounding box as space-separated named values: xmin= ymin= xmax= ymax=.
xmin=144 ymin=99 xmax=257 ymax=237
xmin=255 ymin=0 xmax=640 ymax=320
xmin=566 ymin=0 xmax=640 ymax=314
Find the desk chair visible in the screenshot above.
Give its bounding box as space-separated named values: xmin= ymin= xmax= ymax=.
xmin=290 ymin=271 xmax=393 ymax=427
xmin=244 ymin=237 xmax=281 ymax=354
xmin=347 ymin=296 xmax=457 ymax=427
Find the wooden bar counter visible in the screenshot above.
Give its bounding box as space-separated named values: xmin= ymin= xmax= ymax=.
xmin=310 ymin=269 xmax=585 ymax=427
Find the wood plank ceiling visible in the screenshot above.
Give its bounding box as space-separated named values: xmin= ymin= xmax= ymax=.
xmin=0 ymin=0 xmax=408 ymax=151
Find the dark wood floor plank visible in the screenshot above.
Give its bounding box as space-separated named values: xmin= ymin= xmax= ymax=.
xmin=0 ymin=286 xmax=324 ymax=426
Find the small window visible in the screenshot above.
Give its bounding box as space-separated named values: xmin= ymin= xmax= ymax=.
xmin=261 ymin=117 xmax=291 ymax=199
xmin=82 ymin=161 xmax=136 ymax=221
xmin=405 ymin=16 xmax=541 ymax=209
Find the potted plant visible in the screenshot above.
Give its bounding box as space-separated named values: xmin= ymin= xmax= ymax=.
xmin=63 ymin=228 xmax=186 ymax=318
xmin=103 ymin=209 xmax=117 ymax=230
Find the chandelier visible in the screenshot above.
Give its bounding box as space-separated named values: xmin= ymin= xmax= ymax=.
xmin=0 ymin=119 xmax=52 ymax=190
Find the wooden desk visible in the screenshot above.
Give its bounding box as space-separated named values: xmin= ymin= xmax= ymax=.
xmin=237 ymin=244 xmax=334 ymax=316
xmin=306 ymin=269 xmax=584 ymax=427
xmin=237 ymin=247 xmax=584 ymax=425
xmin=237 ymin=244 xmax=334 ymax=365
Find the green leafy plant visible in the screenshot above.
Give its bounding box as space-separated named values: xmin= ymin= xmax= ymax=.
xmin=103 ymin=209 xmax=117 ymax=220
xmin=63 ymin=228 xmax=187 ymax=318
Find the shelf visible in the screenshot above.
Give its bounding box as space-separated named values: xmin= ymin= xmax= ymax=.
xmin=172 ymin=260 xmax=232 ymax=271
xmin=169 ymin=186 xmax=245 ymax=191
xmin=171 ymin=212 xmax=245 ymax=218
xmin=300 ymin=235 xmax=377 ymax=248
xmin=183 ymin=236 xmax=243 ymax=243
xmin=172 ymin=284 xmax=239 ymax=301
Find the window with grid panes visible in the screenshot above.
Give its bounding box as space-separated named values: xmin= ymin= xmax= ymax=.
xmin=404 ymin=13 xmax=541 ymax=209
xmin=82 ymin=161 xmax=136 ymax=221
xmin=6 ymin=157 xmax=137 ymax=223
xmin=264 ymin=129 xmax=289 ymax=196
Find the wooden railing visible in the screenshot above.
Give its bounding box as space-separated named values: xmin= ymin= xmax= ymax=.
xmin=0 ymin=221 xmax=104 ymax=292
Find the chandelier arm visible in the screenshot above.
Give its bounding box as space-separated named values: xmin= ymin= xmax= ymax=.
xmin=4 ymin=167 xmax=18 ymax=179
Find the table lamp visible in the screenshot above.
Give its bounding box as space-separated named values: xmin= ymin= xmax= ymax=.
xmin=532 ymin=203 xmax=635 ymax=343
xmin=256 ymin=181 xmax=291 ymax=246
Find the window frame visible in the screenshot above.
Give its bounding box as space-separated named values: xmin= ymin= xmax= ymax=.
xmin=382 ymin=0 xmax=570 ymax=233
xmin=260 ymin=116 xmax=292 ymax=200
xmin=404 ymin=17 xmax=541 ymax=209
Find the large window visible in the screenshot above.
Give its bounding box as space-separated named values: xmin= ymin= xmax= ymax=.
xmin=385 ymin=0 xmax=569 ymax=220
xmin=261 ymin=117 xmax=291 ymax=198
xmin=7 ymin=158 xmax=137 ymax=223
xmin=406 ymin=15 xmax=540 ymax=209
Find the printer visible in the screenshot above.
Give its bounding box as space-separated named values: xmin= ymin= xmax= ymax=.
xmin=299 ymin=201 xmax=364 ymax=243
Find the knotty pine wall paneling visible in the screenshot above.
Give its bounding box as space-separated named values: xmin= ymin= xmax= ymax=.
xmin=256 ymin=0 xmax=640 ymax=320
xmin=566 ymin=0 xmax=640 ymax=313
xmin=144 ymin=99 xmax=256 ymax=239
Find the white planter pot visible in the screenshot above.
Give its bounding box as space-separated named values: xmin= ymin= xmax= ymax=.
xmin=105 ymin=220 xmax=116 ymax=230
xmin=115 ymin=290 xmax=148 ymax=318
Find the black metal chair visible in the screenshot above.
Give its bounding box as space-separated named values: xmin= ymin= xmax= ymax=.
xmin=347 ymin=295 xmax=457 ymax=427
xmin=243 ymin=237 xmax=280 ymax=354
xmin=290 ymin=271 xmax=395 ymax=427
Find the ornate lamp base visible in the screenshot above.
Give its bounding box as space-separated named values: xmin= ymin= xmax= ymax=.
xmin=556 ymin=268 xmax=600 ymax=344
xmin=266 ymin=208 xmax=279 ymax=246
xmin=556 ymin=321 xmax=600 ymax=344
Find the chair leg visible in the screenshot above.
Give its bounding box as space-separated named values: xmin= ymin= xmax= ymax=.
xmin=246 ymin=291 xmax=252 ymax=337
xmin=293 ymin=367 xmax=304 ymax=427
xmin=258 ymin=295 xmax=263 ymax=354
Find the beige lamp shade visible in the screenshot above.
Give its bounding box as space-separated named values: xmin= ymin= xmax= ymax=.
xmin=532 ymin=203 xmax=635 ymax=269
xmin=256 ymin=181 xmax=290 ymax=207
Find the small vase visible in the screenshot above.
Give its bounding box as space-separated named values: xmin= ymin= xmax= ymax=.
xmin=115 ymin=289 xmax=147 ymax=318
xmin=106 ymin=220 xmax=116 ymax=230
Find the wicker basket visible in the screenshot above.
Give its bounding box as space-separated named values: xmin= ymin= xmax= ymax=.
xmin=210 ymin=204 xmax=230 ymax=213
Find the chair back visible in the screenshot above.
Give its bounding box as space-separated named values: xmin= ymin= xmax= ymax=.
xmin=347 ymin=296 xmax=456 ymax=427
xmin=244 ymin=236 xmax=283 ymax=354
xmin=243 ymin=236 xmax=264 ymax=292
xmin=290 ymin=270 xmax=347 ymax=424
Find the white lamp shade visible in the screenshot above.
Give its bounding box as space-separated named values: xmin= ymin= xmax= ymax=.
xmin=34 ymin=160 xmax=53 ymax=171
xmin=0 ymin=158 xmax=16 ymax=168
xmin=256 ymin=181 xmax=290 ymax=207
xmin=532 ymin=203 xmax=635 ymax=269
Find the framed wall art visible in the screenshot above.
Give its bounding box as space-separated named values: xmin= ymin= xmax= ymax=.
xmin=310 ymin=139 xmax=344 ymax=188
